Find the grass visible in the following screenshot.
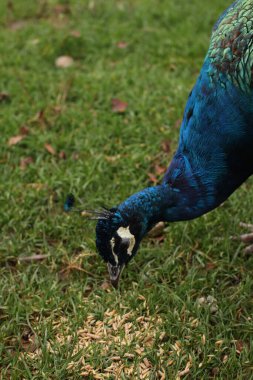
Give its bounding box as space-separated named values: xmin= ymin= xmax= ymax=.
xmin=1 ymin=0 xmax=253 ymax=378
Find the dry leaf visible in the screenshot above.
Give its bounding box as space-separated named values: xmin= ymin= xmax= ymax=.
xmin=205 ymin=262 xmax=216 ymax=271
xmin=70 ymin=30 xmax=81 ymax=38
xmin=111 ymin=98 xmax=128 ymax=113
xmin=44 ymin=143 xmax=56 ymax=155
xmin=20 ymin=157 xmax=33 ymax=170
xmin=9 ymin=20 xmax=27 ymax=31
xmin=153 ymin=235 xmax=165 ymax=244
xmin=72 ymin=152 xmax=80 ymax=160
xmin=8 ymin=135 xmax=25 ymax=146
xmin=161 ymin=140 xmax=171 ymax=154
xmin=53 ymin=4 xmax=71 ymax=15
xmin=35 ymin=109 xmax=45 ymax=122
xmin=211 ymin=368 xmax=219 ymax=376
xmin=59 ymin=151 xmax=67 ymax=159
xmin=101 ymin=281 xmax=111 ymax=290
xmin=116 ymin=41 xmax=128 ymax=49
xmin=19 ymin=125 xmax=30 ymax=135
xmin=53 ymin=105 xmax=62 ymax=114
xmin=155 ymin=164 xmax=166 ymax=176
xmin=148 ymin=173 xmax=158 ymax=184
xmin=105 ymin=154 xmax=121 ymax=162
xmin=235 ymin=340 xmax=244 ymax=354
xmin=148 ymin=222 xmax=165 ymax=238
xmin=148 ymin=163 xmax=166 ymax=185
xmin=55 ymin=56 xmax=74 ymax=68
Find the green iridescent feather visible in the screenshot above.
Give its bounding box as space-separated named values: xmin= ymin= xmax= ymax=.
xmin=208 ymin=0 xmax=253 ymax=92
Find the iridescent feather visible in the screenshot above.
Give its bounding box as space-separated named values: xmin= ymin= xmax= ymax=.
xmin=64 ymin=194 xmax=75 ymax=212
xmin=208 ymin=0 xmax=253 ymax=92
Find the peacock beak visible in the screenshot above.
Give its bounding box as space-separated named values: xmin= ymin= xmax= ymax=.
xmin=107 ymin=263 xmax=125 ymax=288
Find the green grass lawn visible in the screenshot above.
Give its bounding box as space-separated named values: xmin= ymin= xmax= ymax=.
xmin=1 ymin=0 xmax=253 ymax=378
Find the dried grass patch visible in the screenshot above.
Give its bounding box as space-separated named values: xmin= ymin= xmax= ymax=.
xmin=26 ymin=296 xmax=174 ymax=379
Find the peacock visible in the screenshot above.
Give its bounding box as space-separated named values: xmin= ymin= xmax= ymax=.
xmin=92 ymin=0 xmax=253 ymax=287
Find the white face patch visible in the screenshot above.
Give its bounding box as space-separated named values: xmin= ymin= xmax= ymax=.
xmin=110 ymin=237 xmax=119 ymax=264
xmin=110 ymin=226 xmax=136 ymax=261
xmin=117 ymin=226 xmax=135 ymax=256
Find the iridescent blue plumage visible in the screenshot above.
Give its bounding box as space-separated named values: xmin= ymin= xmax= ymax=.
xmin=96 ymin=0 xmax=253 ymax=286
xmin=64 ymin=194 xmax=75 ymax=212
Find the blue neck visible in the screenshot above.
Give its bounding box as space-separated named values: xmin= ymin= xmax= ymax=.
xmin=117 ymin=178 xmax=209 ymax=230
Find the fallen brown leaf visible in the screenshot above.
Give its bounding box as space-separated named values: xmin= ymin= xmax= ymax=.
xmin=111 ymin=98 xmax=128 ymax=113
xmin=55 ymin=56 xmax=74 ymax=68
xmin=155 ymin=164 xmax=166 ymax=176
xmin=9 ymin=20 xmax=27 ymax=31
xmin=205 ymin=262 xmax=216 ymax=271
xmin=101 ymin=281 xmax=111 ymax=290
xmin=235 ymin=340 xmax=245 ymax=354
xmin=19 ymin=125 xmax=30 ymax=135
xmin=148 ymin=173 xmax=158 ymax=184
xmin=20 ymin=157 xmax=33 ymax=170
xmin=8 ymin=135 xmax=25 ymax=146
xmin=105 ymin=154 xmax=121 ymax=162
xmin=36 ymin=109 xmax=45 ymax=122
xmin=72 ymin=152 xmax=80 ymax=160
xmin=211 ymin=368 xmax=219 ymax=376
xmin=53 ymin=105 xmax=63 ymax=114
xmin=44 ymin=143 xmax=56 ymax=155
xmin=150 ymin=235 xmax=165 ymax=244
xmin=161 ymin=140 xmax=171 ymax=154
xmin=70 ymin=30 xmax=81 ymax=38
xmin=59 ymin=151 xmax=67 ymax=159
xmin=148 ymin=222 xmax=165 ymax=238
xmin=53 ymin=4 xmax=71 ymax=15
xmin=116 ymin=41 xmax=128 ymax=49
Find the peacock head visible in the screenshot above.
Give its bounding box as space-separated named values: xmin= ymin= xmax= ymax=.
xmin=65 ymin=187 xmax=167 ymax=288
xmin=95 ymin=207 xmax=148 ymax=288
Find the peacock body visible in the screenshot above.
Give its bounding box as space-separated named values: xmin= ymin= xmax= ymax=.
xmin=95 ymin=0 xmax=253 ymax=286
